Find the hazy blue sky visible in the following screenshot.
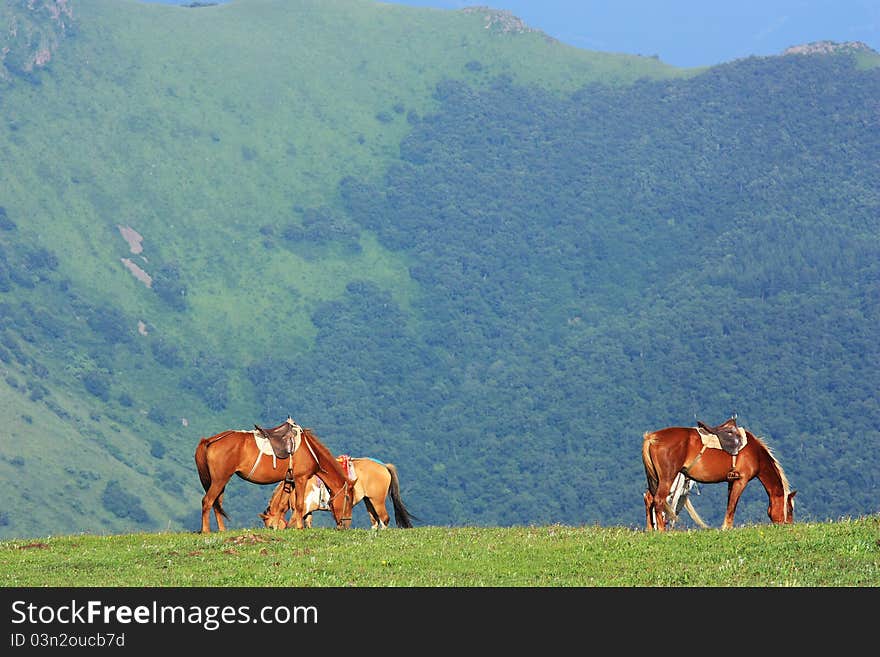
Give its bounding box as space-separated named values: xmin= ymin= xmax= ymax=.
xmin=388 ymin=0 xmax=880 ymax=67
xmin=142 ymin=0 xmax=880 ymax=68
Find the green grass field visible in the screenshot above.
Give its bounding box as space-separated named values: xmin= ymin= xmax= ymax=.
xmin=2 ymin=517 xmax=878 ymax=587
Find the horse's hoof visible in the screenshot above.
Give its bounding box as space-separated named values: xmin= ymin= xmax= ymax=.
xmin=726 ymin=470 xmax=742 ymax=481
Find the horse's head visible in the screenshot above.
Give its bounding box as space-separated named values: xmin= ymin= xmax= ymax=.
xmin=328 ymin=477 xmax=357 ymax=529
xmin=259 ymin=507 xmax=288 ymax=530
xmin=768 ymin=489 xmax=797 ymax=524
xmin=260 ymin=481 xmax=292 ymax=530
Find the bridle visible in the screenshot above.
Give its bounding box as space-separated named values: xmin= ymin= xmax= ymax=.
xmin=326 ymin=480 xmax=353 ymax=526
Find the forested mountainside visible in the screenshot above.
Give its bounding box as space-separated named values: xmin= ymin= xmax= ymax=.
xmin=0 ymin=0 xmax=877 ymax=538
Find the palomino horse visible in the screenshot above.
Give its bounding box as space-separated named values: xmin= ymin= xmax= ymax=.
xmin=194 ymin=418 xmax=356 ymax=533
xmin=642 ymin=419 xmax=796 ymax=531
xmin=260 ymin=457 xmax=415 ymax=530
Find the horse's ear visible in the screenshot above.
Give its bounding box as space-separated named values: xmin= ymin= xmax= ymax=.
xmin=789 ymin=490 xmax=798 ymax=499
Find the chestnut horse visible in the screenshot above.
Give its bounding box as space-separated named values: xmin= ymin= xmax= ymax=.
xmin=194 ymin=419 xmax=356 ymax=533
xmin=260 ymin=457 xmax=415 ymax=530
xmin=642 ymin=421 xmax=796 ymax=531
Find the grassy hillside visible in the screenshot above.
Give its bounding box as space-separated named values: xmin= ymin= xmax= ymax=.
xmin=1 ymin=516 xmax=878 ymax=586
xmin=0 ymin=0 xmax=878 ymax=540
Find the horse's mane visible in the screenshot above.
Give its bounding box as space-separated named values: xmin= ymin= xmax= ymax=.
xmin=205 ymin=429 xmax=238 ymax=446
xmin=750 ymin=432 xmax=791 ymax=495
xmin=301 ymin=428 xmax=351 ymax=483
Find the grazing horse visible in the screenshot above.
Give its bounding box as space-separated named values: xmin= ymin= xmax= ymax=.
xmin=642 ymin=420 xmax=796 ymax=531
xmin=260 ymin=457 xmax=415 ymax=530
xmin=194 ymin=418 xmax=356 ymax=533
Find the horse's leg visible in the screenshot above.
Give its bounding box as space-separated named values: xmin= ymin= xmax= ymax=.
xmin=201 ymin=478 xmax=228 ymax=533
xmin=200 ymin=492 xmax=213 ymax=534
xmin=362 ymin=497 xmax=385 ymax=529
xmin=722 ymin=479 xmax=749 ymax=529
xmin=370 ymin=497 xmax=389 ymax=528
xmin=289 ymin=506 xmax=304 ymax=529
xmin=289 ymin=477 xmax=308 ymax=530
xmin=651 ymin=477 xmax=674 ymax=531
xmin=215 ymin=489 xmax=227 ymax=532
xmin=644 ymin=491 xmax=655 ymax=530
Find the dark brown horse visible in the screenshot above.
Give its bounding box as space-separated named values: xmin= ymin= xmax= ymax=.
xmin=194 ymin=418 xmax=356 ymax=533
xmin=259 ymin=457 xmax=415 ymax=530
xmin=642 ymin=420 xmax=796 ymax=531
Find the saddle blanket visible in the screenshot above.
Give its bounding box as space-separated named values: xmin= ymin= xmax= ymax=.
xmin=696 ymin=426 xmax=748 ymax=454
xmin=336 ymin=454 xmax=356 ymax=480
xmin=253 ymin=431 xmax=276 ymax=457
xmin=250 ymin=431 xmax=300 ymax=469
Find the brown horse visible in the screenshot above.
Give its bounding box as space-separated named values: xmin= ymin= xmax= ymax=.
xmin=260 ymin=457 xmax=415 ymax=530
xmin=642 ymin=419 xmax=796 ymax=531
xmin=194 ymin=418 xmax=356 ymax=533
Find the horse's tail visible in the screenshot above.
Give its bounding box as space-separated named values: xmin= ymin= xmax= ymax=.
xmin=682 ymin=495 xmax=709 ymax=529
xmin=194 ymin=438 xmax=211 ymax=492
xmin=641 ymin=432 xmax=659 ymax=495
xmin=385 ymin=463 xmax=416 ymax=528
xmin=194 ymin=437 xmax=229 ymax=520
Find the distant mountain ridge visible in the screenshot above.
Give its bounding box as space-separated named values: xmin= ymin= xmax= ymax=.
xmin=783 ymin=40 xmax=875 ymax=56
xmin=460 ymin=6 xmax=542 ymax=36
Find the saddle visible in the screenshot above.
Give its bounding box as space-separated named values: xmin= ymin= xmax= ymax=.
xmin=697 ymin=417 xmax=746 ymax=455
xmin=254 ymin=416 xmax=302 ymax=460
